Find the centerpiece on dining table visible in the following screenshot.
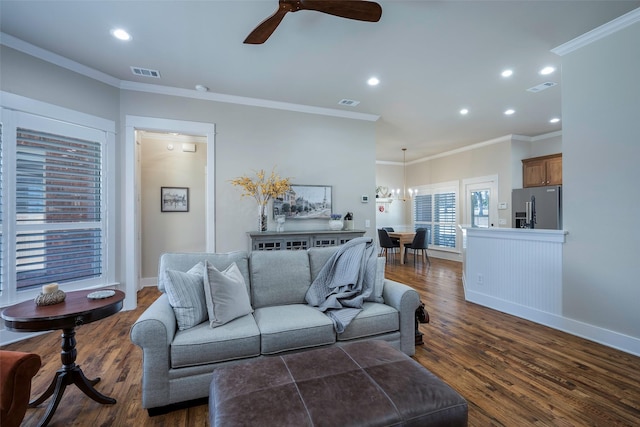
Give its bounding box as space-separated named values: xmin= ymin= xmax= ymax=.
xmin=230 ymin=168 xmax=292 ymax=232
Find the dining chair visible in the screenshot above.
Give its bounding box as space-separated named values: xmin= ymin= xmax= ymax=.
xmin=377 ymin=228 xmax=400 ymax=262
xmin=404 ymin=228 xmax=430 ymax=266
xmin=382 ymin=227 xmax=400 ymax=246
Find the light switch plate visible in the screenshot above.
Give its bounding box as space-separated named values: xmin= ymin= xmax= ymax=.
xmin=498 ymin=202 xmax=508 ymax=210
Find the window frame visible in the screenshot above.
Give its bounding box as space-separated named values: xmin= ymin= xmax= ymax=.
xmin=1 ymin=93 xmax=116 ymax=306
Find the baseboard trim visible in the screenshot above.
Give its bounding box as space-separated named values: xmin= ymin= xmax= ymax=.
xmin=465 ymin=290 xmax=640 ymax=357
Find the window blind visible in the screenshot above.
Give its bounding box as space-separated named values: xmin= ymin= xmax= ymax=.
xmin=413 ymin=187 xmax=457 ymax=250
xmin=15 ymin=128 xmax=103 ymax=290
xmin=16 ymin=129 xmax=101 ymax=223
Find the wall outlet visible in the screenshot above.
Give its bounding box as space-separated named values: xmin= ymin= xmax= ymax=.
xmin=477 ymin=273 xmax=484 ymax=285
xmin=499 ymin=218 xmax=507 ymax=225
xmin=365 ymin=219 xmax=371 ymax=228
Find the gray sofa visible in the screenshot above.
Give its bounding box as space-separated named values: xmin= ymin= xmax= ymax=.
xmin=130 ymin=246 xmax=420 ymax=412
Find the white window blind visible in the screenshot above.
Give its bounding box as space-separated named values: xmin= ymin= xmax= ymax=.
xmin=413 ymin=183 xmax=458 ymax=250
xmin=15 ymin=128 xmax=103 ymax=290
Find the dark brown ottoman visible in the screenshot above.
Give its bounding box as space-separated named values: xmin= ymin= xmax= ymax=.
xmin=209 ymin=340 xmax=467 ymax=426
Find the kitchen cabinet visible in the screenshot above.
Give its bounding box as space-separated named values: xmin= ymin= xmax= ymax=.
xmin=522 ymin=153 xmax=562 ymax=187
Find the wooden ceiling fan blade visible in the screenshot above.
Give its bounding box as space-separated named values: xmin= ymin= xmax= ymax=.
xmin=299 ymin=0 xmax=382 ymax=22
xmin=244 ymin=8 xmax=289 ymax=44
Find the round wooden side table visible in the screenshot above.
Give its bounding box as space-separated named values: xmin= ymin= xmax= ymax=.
xmin=1 ymin=289 xmax=125 ymax=427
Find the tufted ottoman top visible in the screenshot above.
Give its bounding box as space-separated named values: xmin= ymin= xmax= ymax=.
xmin=209 ymin=340 xmax=467 ymax=426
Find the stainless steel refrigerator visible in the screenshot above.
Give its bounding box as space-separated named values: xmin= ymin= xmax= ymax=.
xmin=512 ymin=185 xmax=562 ymax=230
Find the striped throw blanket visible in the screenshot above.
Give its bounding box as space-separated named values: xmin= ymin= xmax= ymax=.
xmin=305 ymin=237 xmax=377 ymax=333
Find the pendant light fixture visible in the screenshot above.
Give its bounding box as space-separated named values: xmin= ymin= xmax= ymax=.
xmin=390 ymin=148 xmax=416 ymax=202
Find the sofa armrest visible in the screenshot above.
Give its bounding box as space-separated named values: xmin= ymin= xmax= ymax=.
xmin=129 ymin=293 xmax=176 ymax=409
xmin=382 ymin=279 xmax=420 ymax=356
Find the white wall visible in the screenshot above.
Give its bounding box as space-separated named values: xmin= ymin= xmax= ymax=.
xmin=374 ymin=163 xmax=406 ymax=230
xmin=120 ymin=91 xmax=377 ymax=253
xmin=409 ymin=137 xmax=514 ymax=229
xmin=560 ymin=20 xmax=640 ymax=344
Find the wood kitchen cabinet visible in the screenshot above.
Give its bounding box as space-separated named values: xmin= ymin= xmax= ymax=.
xmin=522 ymin=153 xmax=562 ymax=187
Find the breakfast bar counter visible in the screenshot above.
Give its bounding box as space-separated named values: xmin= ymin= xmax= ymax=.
xmin=460 ymin=226 xmax=567 ymax=327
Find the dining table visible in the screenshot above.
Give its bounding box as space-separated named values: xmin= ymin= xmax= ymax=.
xmin=387 ymin=231 xmax=415 ymax=264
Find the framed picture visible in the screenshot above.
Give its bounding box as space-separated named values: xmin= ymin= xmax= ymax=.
xmin=273 ymin=184 xmax=332 ymax=219
xmin=161 ymin=187 xmax=189 ymax=212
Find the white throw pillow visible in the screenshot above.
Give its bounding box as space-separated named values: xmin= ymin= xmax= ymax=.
xmin=164 ymin=262 xmax=207 ymax=330
xmin=203 ymin=261 xmax=253 ymax=328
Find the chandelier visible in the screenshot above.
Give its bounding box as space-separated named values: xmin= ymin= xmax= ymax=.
xmin=390 ymin=148 xmax=416 ymax=202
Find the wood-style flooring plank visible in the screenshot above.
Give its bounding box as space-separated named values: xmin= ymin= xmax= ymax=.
xmin=2 ymin=256 xmax=639 ymax=426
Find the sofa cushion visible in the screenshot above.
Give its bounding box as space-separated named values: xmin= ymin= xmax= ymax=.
xmin=253 ymin=305 xmax=336 ymax=354
xmin=164 ymin=263 xmax=207 ymax=330
xmin=158 ymin=251 xmax=250 ymax=296
xmin=171 ymin=314 xmax=260 ymax=368
xmin=204 ymin=262 xmax=254 ymax=328
xmin=308 ymin=246 xmax=339 ymax=282
xmin=250 ymin=251 xmax=311 ymax=308
xmin=337 ymin=302 xmax=399 ymax=341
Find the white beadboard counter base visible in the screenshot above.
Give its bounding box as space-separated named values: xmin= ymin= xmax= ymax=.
xmin=460 ymin=227 xmax=640 ymax=356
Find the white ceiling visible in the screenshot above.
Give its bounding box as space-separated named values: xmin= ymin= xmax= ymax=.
xmin=1 ymin=1 xmax=638 ymax=162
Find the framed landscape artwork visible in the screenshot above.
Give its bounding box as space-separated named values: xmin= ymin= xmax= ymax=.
xmin=161 ymin=187 xmax=189 ymax=212
xmin=273 ymin=184 xmax=332 ymax=219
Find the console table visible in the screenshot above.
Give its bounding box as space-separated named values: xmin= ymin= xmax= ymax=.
xmin=248 ymin=230 xmax=366 ymax=251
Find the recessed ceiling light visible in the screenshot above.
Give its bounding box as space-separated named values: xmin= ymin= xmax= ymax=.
xmin=367 ymin=77 xmax=380 ymax=86
xmin=539 ymin=66 xmax=555 ymax=75
xmin=460 ymin=108 xmax=469 ymax=115
xmin=111 ymin=28 xmax=131 ymax=41
xmin=549 ymin=117 xmax=561 ymax=123
xmin=504 ymin=109 xmax=515 ymax=116
xmin=501 ymin=69 xmax=513 ymax=78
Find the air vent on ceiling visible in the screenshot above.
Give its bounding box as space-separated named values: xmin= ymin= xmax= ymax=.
xmin=338 ymin=99 xmax=360 ymax=107
xmin=526 ymin=81 xmax=557 ymax=93
xmin=131 ymin=66 xmax=161 ymax=79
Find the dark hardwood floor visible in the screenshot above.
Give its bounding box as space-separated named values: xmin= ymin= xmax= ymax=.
xmin=2 ymin=256 xmax=639 ymax=426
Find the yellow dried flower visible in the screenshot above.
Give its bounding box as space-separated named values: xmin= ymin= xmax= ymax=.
xmin=230 ymin=168 xmax=292 ymax=207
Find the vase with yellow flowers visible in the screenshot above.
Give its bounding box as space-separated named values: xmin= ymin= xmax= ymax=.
xmin=230 ymin=168 xmax=292 ymax=232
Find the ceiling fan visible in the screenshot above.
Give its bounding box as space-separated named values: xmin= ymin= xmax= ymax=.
xmin=244 ymin=0 xmax=382 ymax=44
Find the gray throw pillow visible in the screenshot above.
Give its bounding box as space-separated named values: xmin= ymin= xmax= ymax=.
xmin=204 ymin=261 xmax=253 ymax=328
xmin=164 ymin=262 xmax=207 ymax=330
xmin=365 ymin=256 xmax=385 ymax=303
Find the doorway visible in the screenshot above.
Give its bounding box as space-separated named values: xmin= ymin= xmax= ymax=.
xmin=463 ymin=176 xmax=499 ymax=228
xmin=123 ymin=116 xmax=216 ymax=310
xmin=138 ymin=131 xmax=207 ymax=284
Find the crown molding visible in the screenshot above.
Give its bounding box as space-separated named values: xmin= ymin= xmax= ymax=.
xmin=552 ymin=7 xmax=640 ymax=56
xmin=1 ymin=32 xmax=379 ymax=122
xmin=119 ymin=81 xmax=379 ymax=122
xmin=376 ymin=131 xmax=563 ymax=165
xmin=410 ymin=134 xmax=516 ymax=164
xmin=1 ymin=32 xmax=121 ymax=87
xmin=531 ymin=130 xmax=562 ymax=142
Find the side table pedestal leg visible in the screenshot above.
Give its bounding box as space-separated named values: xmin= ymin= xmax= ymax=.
xmin=29 ymin=327 xmax=116 ymax=427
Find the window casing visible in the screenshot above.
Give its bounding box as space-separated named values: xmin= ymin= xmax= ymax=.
xmin=1 ymin=100 xmax=115 ymax=305
xmin=413 ymin=182 xmax=459 ymax=251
